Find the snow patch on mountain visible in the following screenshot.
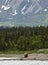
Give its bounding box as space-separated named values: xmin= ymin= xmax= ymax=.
xmin=21 ymin=6 xmax=26 ymax=15
xmin=0 ymin=10 xmax=2 ymax=13
xmin=12 ymin=10 xmax=17 ymax=16
xmin=1 ymin=0 xmax=42 ymax=15
xmin=1 ymin=5 xmax=10 ymax=10
xmin=44 ymin=9 xmax=47 ymax=12
xmin=34 ymin=6 xmax=42 ymax=14
xmin=11 ymin=10 xmax=17 ymax=16
xmin=28 ymin=0 xmax=30 ymax=3
xmin=5 ymin=0 xmax=9 ymax=4
xmin=24 ymin=5 xmax=34 ymax=14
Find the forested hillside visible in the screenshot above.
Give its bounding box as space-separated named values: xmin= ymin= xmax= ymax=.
xmin=0 ymin=26 xmax=48 ymax=51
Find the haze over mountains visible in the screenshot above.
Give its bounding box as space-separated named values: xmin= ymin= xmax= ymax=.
xmin=0 ymin=0 xmax=48 ymax=27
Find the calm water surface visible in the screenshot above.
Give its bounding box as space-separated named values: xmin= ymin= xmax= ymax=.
xmin=0 ymin=60 xmax=48 ymax=65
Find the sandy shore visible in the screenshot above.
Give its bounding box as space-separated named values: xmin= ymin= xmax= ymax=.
xmin=0 ymin=54 xmax=48 ymax=60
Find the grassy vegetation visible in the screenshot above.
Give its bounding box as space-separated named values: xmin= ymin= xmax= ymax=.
xmin=0 ymin=50 xmax=37 ymax=54
xmin=0 ymin=49 xmax=48 ymax=54
xmin=37 ymin=49 xmax=48 ymax=54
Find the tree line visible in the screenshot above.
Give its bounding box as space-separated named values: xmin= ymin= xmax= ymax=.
xmin=0 ymin=26 xmax=48 ymax=51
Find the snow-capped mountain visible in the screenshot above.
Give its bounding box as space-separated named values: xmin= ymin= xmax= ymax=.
xmin=0 ymin=0 xmax=48 ymax=27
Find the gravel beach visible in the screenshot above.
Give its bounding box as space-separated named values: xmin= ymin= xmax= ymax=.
xmin=0 ymin=54 xmax=48 ymax=60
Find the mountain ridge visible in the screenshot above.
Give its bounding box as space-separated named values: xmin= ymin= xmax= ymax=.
xmin=0 ymin=0 xmax=48 ymax=27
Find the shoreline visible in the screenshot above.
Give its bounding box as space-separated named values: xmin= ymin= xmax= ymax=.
xmin=0 ymin=54 xmax=48 ymax=60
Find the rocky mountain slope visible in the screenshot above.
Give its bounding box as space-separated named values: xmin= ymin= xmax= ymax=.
xmin=0 ymin=0 xmax=48 ymax=27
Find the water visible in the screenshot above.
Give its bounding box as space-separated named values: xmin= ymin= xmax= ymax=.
xmin=0 ymin=60 xmax=48 ymax=65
